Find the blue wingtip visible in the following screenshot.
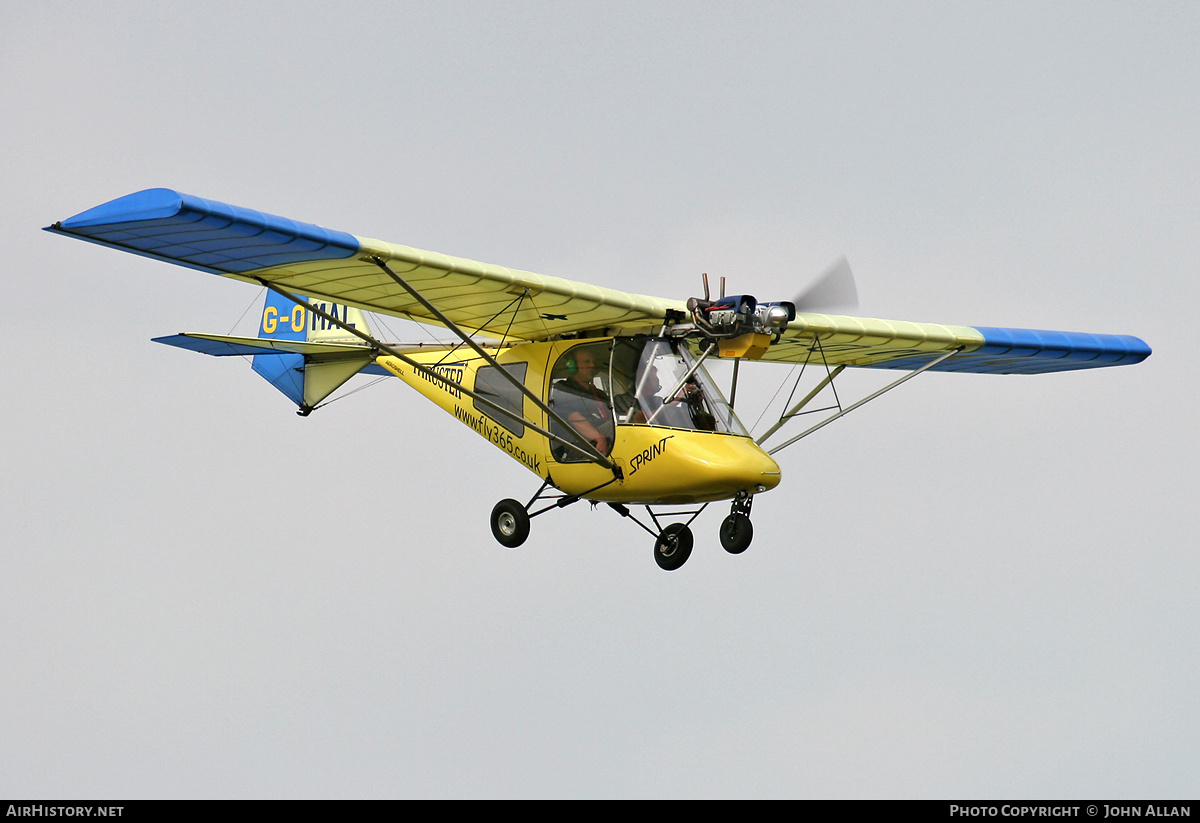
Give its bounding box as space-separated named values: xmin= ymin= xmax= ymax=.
xmin=973 ymin=327 xmax=1152 ymax=371
xmin=48 ymin=188 xmax=361 ymax=274
xmin=869 ymin=326 xmax=1151 ymax=374
xmin=56 ymin=188 xmax=185 ymax=230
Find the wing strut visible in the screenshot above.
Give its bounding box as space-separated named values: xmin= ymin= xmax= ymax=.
xmin=255 ymin=278 xmax=611 ymax=467
xmin=366 ymin=256 xmax=616 ymax=471
xmin=756 ymin=365 xmax=846 ymax=446
xmin=258 ymin=279 xmax=605 ymax=465
xmin=764 ymin=349 xmax=959 ymax=456
xmin=729 ymin=358 xmax=741 ymax=409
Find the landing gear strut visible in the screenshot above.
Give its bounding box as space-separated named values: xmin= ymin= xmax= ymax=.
xmin=488 ymin=479 xmax=597 ymax=549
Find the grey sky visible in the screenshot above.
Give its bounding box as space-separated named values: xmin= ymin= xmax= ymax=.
xmin=2 ymin=1 xmax=1196 ymax=798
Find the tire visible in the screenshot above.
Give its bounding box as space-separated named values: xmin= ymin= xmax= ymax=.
xmin=490 ymin=499 xmax=530 ymax=548
xmin=719 ymin=513 xmax=753 ymax=554
xmin=654 ymin=523 xmax=694 ymax=571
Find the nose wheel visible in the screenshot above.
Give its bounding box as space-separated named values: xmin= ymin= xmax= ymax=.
xmin=719 ymin=493 xmax=754 ymax=554
xmin=720 ymin=513 xmax=753 ymax=554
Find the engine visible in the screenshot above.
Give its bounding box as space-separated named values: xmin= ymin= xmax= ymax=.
xmin=687 ymin=294 xmax=796 ymax=341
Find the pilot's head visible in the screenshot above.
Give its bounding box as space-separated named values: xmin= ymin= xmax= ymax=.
xmin=640 ymin=364 xmax=662 ymax=394
xmin=570 ymin=349 xmax=599 ymax=384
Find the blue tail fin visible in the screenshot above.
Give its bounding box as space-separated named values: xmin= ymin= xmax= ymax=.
xmin=251 ymin=291 xmax=375 ymax=414
xmin=251 ymin=291 xmax=308 ymax=405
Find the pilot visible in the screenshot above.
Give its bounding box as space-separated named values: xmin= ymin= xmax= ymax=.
xmin=629 ymin=364 xmax=665 ymax=424
xmin=630 ymin=363 xmax=704 ymax=428
xmin=553 ymin=348 xmax=613 ymax=455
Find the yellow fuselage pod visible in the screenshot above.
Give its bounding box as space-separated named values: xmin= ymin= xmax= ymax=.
xmin=376 ymin=338 xmax=782 ymax=505
xmin=554 ymin=423 xmax=782 ymax=504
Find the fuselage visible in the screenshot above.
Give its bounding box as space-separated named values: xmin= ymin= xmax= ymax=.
xmin=377 ymin=335 xmax=781 ymax=504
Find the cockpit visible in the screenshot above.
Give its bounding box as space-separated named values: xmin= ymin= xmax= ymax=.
xmin=549 ymin=337 xmax=747 ymax=462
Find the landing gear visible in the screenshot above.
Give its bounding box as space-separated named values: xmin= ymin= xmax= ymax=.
xmin=490 ymin=499 xmax=530 ymax=548
xmin=720 ymin=513 xmax=753 ymax=554
xmin=489 ymin=479 xmax=590 ymax=549
xmin=719 ymin=492 xmax=754 ymax=554
xmin=489 ymin=481 xmax=757 ymax=571
xmin=654 ymin=523 xmax=694 ymax=571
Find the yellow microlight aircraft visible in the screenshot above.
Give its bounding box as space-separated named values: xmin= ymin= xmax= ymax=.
xmin=48 ymin=189 xmax=1151 ymax=570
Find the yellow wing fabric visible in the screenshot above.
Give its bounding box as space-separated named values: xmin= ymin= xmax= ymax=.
xmin=764 ymin=313 xmax=980 ymax=366
xmin=279 ymin=234 xmax=679 ymax=340
xmin=47 ymin=188 xmax=678 ymax=342
xmin=762 ymin=313 xmax=1150 ymax=374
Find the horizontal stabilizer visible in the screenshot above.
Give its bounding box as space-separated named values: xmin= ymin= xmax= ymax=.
xmin=154 ymin=332 xmax=460 ymax=359
xmin=153 ymin=333 xmax=376 ymax=358
xmin=154 ymin=323 xmax=469 ymax=410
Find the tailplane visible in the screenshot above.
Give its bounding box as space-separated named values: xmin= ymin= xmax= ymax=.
xmin=155 ymin=291 xmax=380 ymax=415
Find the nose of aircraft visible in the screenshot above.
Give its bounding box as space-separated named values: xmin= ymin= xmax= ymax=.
xmin=668 ymin=432 xmax=781 ymax=498
xmin=718 ymin=436 xmax=782 ymax=493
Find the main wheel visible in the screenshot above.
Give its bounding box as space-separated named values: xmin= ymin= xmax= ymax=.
xmin=654 ymin=523 xmax=694 ymax=571
xmin=490 ymin=499 xmax=530 ymax=548
xmin=719 ymin=513 xmax=753 ymax=554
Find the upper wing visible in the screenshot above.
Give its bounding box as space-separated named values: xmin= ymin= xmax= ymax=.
xmin=48 ymin=188 xmax=1150 ymax=374
xmin=46 ymin=188 xmax=678 ymax=342
xmin=763 ymin=314 xmax=1150 ymax=375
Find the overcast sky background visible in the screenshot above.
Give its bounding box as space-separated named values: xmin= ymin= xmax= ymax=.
xmin=2 ymin=1 xmax=1196 ymax=799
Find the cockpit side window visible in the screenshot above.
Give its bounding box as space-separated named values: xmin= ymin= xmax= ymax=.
xmin=548 ymin=343 xmax=615 ymax=462
xmin=473 ymin=362 xmax=528 ymax=437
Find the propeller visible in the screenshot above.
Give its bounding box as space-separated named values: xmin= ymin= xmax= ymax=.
xmin=793 ymin=256 xmax=858 ymax=313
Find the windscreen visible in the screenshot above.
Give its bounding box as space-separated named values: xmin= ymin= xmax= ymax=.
xmin=615 ymin=338 xmax=746 ymax=436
